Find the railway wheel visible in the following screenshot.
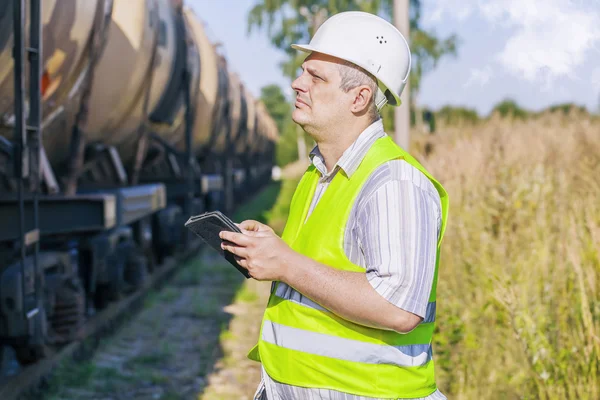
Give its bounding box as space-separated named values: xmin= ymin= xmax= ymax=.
xmin=48 ymin=277 xmax=86 ymax=344
xmin=14 ymin=344 xmax=51 ymax=366
xmin=124 ymin=248 xmax=149 ymax=290
xmin=0 ymin=346 xmax=21 ymax=382
xmin=93 ymin=241 xmax=130 ymax=309
xmin=13 ymin=305 xmax=52 ymax=365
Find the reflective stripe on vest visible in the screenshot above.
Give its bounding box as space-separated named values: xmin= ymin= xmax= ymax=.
xmin=247 ymin=135 xmax=449 ymax=399
xmin=261 ymin=320 xmax=433 ymax=367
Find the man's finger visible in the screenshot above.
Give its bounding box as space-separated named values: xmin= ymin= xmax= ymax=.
xmin=220 ymin=230 xmax=252 ymax=246
xmin=239 ymin=220 xmax=260 ymax=231
xmin=222 ymin=243 xmax=249 ymax=258
xmin=240 ymin=229 xmax=271 ymax=238
xmin=240 ymin=220 xmax=272 ymax=232
xmin=234 ymin=255 xmax=248 ymax=269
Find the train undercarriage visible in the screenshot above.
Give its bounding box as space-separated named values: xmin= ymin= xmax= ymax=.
xmin=0 ymin=0 xmax=278 ymax=380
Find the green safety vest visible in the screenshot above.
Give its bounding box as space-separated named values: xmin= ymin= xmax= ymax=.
xmin=248 ymin=135 xmax=449 ymax=398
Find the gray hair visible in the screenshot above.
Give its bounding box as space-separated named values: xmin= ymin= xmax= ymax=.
xmin=337 ymin=60 xmax=380 ymax=123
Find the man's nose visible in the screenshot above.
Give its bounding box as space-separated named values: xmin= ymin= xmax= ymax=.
xmin=291 ymin=73 xmax=308 ymax=93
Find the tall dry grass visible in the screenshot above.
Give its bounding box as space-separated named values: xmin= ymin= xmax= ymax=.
xmin=412 ymin=111 xmax=600 ymax=399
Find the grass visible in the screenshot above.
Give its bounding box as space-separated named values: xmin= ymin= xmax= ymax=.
xmin=127 ymin=350 xmax=171 ymax=367
xmin=412 ymin=110 xmax=600 ymax=399
xmin=44 ymin=361 xmax=132 ymax=399
xmin=157 ymin=286 xmax=180 ymax=303
xmin=234 ymin=284 xmax=259 ymax=303
xmin=231 ymin=181 xmax=282 ymax=225
xmin=48 ymin=361 xmax=97 ymax=390
xmin=159 ymin=391 xmax=186 ymax=400
xmin=192 ymin=297 xmax=222 ymax=318
xmin=262 ymin=177 xmax=300 ymax=235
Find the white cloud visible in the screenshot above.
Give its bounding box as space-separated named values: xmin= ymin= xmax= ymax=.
xmin=592 ymin=67 xmax=600 ymax=92
xmin=426 ymin=0 xmax=476 ymax=23
xmin=464 ymin=66 xmax=494 ymax=88
xmin=425 ymin=0 xmax=600 ymax=85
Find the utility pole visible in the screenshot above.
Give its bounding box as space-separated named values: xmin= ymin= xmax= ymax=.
xmin=393 ymin=0 xmax=410 ymax=150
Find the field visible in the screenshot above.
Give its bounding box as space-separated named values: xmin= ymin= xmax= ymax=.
xmin=205 ymin=111 xmax=599 ymax=400
xmin=417 ymin=111 xmax=600 ymax=399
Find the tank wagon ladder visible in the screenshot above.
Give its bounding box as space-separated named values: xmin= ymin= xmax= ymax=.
xmin=11 ymin=0 xmax=43 ymax=349
xmin=63 ymin=0 xmax=116 ymax=196
xmin=130 ymin=0 xmax=161 ymax=188
xmin=182 ymin=19 xmax=196 ymax=249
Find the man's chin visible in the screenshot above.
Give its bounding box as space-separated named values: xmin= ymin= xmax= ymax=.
xmin=291 ymin=110 xmax=309 ymax=126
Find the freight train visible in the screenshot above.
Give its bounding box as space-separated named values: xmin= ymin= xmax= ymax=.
xmin=0 ymin=0 xmax=278 ymax=376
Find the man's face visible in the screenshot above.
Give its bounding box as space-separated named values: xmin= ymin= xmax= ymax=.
xmin=291 ymin=52 xmax=350 ymax=136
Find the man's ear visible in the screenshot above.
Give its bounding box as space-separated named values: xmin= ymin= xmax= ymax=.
xmin=351 ymin=85 xmax=373 ymax=114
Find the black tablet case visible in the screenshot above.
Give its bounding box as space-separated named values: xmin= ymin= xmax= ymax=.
xmin=184 ymin=211 xmax=251 ymax=278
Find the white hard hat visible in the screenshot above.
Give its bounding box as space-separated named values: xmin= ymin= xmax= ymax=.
xmin=292 ymin=11 xmax=411 ymax=109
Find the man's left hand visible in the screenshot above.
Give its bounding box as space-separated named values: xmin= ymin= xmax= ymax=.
xmin=219 ymin=220 xmax=297 ymax=281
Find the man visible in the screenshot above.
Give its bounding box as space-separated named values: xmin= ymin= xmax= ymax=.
xmin=220 ymin=11 xmax=449 ymax=400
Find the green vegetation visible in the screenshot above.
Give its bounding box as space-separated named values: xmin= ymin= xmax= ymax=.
xmin=491 ymin=98 xmax=529 ymax=120
xmin=260 ymin=85 xmax=298 ymax=167
xmin=421 ymin=100 xmax=595 ymax=132
xmin=234 ymin=284 xmax=259 ymax=303
xmin=126 ymin=343 xmax=172 ymax=367
xmin=435 ymin=105 xmax=481 ymax=126
xmin=425 ymin=112 xmax=600 ymax=399
xmin=261 ymin=176 xmax=300 ymax=235
xmin=232 ymin=179 xmax=282 ymax=224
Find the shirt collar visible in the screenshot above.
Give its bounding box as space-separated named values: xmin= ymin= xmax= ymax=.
xmin=309 ymin=119 xmax=386 ymax=179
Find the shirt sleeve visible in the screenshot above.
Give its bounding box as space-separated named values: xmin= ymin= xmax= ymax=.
xmin=355 ymin=176 xmax=441 ymax=319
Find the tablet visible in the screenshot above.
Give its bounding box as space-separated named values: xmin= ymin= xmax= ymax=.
xmin=184 ymin=211 xmax=251 ymax=278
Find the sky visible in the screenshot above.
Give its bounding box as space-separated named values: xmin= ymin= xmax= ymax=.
xmin=188 ymin=0 xmax=600 ymax=116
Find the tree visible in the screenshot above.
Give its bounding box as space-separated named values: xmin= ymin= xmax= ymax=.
xmin=491 ymin=99 xmax=529 ymax=120
xmin=260 ymin=84 xmax=292 ymax=133
xmin=436 ymin=105 xmax=480 ymax=126
xmin=260 ymin=84 xmax=299 ymax=167
xmin=247 ymin=0 xmax=458 ymax=127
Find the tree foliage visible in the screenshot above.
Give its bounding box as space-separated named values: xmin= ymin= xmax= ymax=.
xmin=260 ymin=84 xmax=292 ymax=133
xmin=436 ymin=105 xmax=480 ymax=125
xmin=260 ymin=84 xmax=299 ymax=166
xmin=491 ymin=99 xmax=529 ymax=120
xmin=247 ymin=0 xmax=459 ymax=100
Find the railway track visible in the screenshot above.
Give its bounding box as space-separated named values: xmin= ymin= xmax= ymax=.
xmin=0 ymin=239 xmax=204 ymax=400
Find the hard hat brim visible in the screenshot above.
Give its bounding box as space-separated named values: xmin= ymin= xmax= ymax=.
xmin=290 ymin=43 xmax=402 ymax=107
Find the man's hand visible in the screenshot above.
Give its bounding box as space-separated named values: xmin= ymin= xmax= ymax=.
xmin=219 ymin=220 xmax=298 ymax=281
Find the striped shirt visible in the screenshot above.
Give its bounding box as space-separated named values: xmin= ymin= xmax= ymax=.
xmin=254 ymin=119 xmax=446 ymax=400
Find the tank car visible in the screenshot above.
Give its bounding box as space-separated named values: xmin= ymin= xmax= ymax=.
xmin=0 ymin=0 xmax=278 ymax=377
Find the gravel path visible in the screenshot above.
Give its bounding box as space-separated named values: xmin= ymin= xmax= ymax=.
xmin=43 ymin=248 xmax=270 ymax=400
